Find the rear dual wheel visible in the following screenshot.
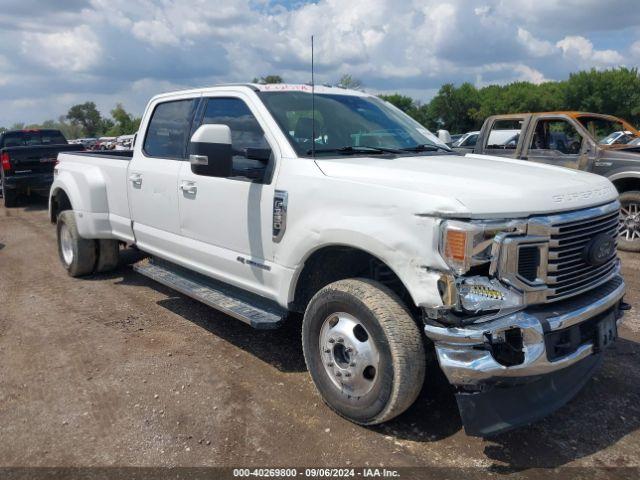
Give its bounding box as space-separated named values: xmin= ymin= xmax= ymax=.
xmin=56 ymin=210 xmax=120 ymax=276
xmin=302 ymin=278 xmax=425 ymax=425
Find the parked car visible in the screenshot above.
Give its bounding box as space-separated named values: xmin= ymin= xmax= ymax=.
xmin=452 ymin=130 xmax=480 ymax=152
xmin=469 ymin=112 xmax=640 ymax=251
xmin=600 ymin=130 xmax=636 ymax=145
xmin=114 ymin=134 xmax=135 ymax=150
xmin=49 ymin=84 xmax=627 ymax=436
xmin=0 ymin=129 xmax=83 ymax=207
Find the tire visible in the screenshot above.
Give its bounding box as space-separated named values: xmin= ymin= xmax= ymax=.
xmin=95 ymin=239 xmax=120 ymax=273
xmin=302 ymin=278 xmax=425 ymax=425
xmin=56 ymin=210 xmax=97 ymax=277
xmin=619 ymin=191 xmax=640 ymax=252
xmin=3 ymin=188 xmax=18 ymax=208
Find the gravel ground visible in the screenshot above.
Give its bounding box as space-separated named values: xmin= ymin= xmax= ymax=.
xmin=0 ymin=197 xmax=639 ymax=472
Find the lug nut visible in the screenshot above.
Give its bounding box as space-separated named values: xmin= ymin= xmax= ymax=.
xmin=345 ymin=373 xmax=351 ymax=377
xmin=329 ymin=338 xmax=335 ymax=344
xmin=327 ymin=362 xmax=334 ymax=367
xmin=350 ymin=362 xmax=356 ymax=367
xmin=323 ymin=348 xmax=331 ymax=353
xmin=346 ymin=347 xmax=353 ymax=353
xmin=336 ymin=372 xmax=342 ymax=377
xmin=336 ymin=337 xmax=344 ymax=343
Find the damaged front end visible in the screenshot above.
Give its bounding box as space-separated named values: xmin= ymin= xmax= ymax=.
xmin=423 ymin=201 xmax=628 ymax=436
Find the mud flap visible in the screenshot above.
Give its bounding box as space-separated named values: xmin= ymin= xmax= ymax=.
xmin=456 ymin=353 xmax=602 ymax=437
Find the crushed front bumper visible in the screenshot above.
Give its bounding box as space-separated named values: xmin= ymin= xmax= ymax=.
xmin=424 ymin=275 xmax=626 ymax=436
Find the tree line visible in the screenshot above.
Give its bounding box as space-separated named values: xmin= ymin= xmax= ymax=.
xmin=3 ymin=67 xmax=638 ymax=138
xmin=0 ymin=102 xmax=142 ymax=139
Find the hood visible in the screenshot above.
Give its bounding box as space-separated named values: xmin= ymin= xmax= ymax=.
xmin=315 ymin=153 xmax=618 ymax=218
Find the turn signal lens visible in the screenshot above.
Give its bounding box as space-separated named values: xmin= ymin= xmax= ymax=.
xmin=440 ymin=222 xmax=473 ymax=275
xmin=445 ymin=229 xmax=467 ymax=261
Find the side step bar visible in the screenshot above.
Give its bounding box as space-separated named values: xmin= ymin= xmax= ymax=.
xmin=133 ymin=257 xmax=286 ymax=329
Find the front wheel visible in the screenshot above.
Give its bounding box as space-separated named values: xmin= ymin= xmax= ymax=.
xmin=619 ymin=191 xmax=640 ymax=252
xmin=302 ymin=278 xmax=425 ymax=425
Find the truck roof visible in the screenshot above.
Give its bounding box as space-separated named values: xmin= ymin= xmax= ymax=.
xmin=149 ymin=83 xmax=370 ymax=103
xmin=488 ymin=111 xmax=640 ymax=135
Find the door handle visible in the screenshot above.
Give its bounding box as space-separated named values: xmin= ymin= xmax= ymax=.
xmin=129 ymin=173 xmax=143 ymax=187
xmin=180 ymin=181 xmax=197 ymax=195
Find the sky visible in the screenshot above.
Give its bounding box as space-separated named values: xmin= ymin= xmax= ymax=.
xmin=1 ymin=0 xmax=640 ymax=126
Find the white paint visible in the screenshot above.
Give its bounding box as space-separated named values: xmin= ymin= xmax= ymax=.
xmin=49 ymin=85 xmax=620 ymax=311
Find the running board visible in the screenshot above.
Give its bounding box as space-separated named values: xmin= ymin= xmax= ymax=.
xmin=133 ymin=257 xmax=285 ymax=329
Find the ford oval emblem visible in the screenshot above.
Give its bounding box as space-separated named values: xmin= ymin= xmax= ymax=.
xmin=584 ymin=233 xmax=615 ymax=266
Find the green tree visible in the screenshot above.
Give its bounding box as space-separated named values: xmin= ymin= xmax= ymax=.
xmin=564 ymin=67 xmax=640 ymax=125
xmin=67 ymin=102 xmax=103 ymax=137
xmin=426 ymin=82 xmax=481 ymax=133
xmin=106 ymin=104 xmax=141 ymax=136
xmin=337 ymin=74 xmax=363 ymax=90
xmin=252 ymin=75 xmax=284 ymax=84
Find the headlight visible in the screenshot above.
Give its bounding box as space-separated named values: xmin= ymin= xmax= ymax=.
xmin=439 ymin=219 xmax=525 ymax=275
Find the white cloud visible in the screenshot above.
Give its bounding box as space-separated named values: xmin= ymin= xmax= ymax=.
xmin=556 ymin=35 xmax=623 ymax=65
xmin=517 ymin=28 xmax=556 ymax=57
xmin=0 ymin=0 xmax=635 ymax=126
xmin=21 ymin=25 xmax=101 ymax=72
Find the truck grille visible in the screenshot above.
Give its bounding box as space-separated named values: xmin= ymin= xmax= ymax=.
xmin=544 ymin=206 xmax=619 ymax=302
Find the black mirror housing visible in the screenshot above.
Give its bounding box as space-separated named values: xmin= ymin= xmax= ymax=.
xmin=245 ymin=147 xmax=272 ymax=162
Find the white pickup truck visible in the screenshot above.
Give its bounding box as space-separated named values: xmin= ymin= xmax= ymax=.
xmin=49 ymin=83 xmax=628 ymax=436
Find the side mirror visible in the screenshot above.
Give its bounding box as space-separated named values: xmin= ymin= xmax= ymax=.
xmin=245 ymin=147 xmax=272 ymax=162
xmin=189 ymin=124 xmax=233 ymax=177
xmin=437 ymin=129 xmax=452 ymax=146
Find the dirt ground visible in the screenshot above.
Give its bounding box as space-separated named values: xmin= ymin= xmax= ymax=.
xmin=1 ymin=197 xmax=639 ymax=472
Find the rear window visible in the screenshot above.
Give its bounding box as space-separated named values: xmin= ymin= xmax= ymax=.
xmin=143 ymin=99 xmax=197 ymax=159
xmin=486 ymin=119 xmax=522 ymax=149
xmin=1 ymin=130 xmax=67 ymax=148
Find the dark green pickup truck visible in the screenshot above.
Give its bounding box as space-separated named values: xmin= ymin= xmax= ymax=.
xmin=471 ymin=112 xmax=640 ymax=252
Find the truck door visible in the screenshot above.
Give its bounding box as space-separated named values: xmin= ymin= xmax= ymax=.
xmin=177 ymin=94 xmax=280 ymax=299
xmin=127 ymin=98 xmax=198 ymax=258
xmin=521 ymin=117 xmax=587 ymax=170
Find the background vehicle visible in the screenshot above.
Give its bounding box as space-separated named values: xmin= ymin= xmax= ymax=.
xmin=49 ymin=85 xmax=627 ymax=436
xmin=452 ymin=130 xmax=479 ymax=152
xmin=0 ymin=129 xmax=83 ymax=207
xmin=115 ymin=134 xmax=135 ymax=150
xmin=471 ymin=112 xmax=640 ymax=251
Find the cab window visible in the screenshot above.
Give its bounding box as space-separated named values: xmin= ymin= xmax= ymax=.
xmin=529 ymin=119 xmax=582 ymax=155
xmin=143 ymin=99 xmax=197 ymax=159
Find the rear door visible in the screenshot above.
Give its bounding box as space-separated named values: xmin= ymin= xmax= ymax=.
xmin=127 ymin=97 xmax=199 ymax=258
xmin=475 ymin=117 xmax=527 ymax=158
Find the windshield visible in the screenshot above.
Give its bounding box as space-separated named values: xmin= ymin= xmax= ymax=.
xmin=259 ymin=91 xmax=449 ymax=157
xmin=577 ymin=116 xmax=639 ymax=145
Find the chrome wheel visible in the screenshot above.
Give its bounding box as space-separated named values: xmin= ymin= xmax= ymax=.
xmin=60 ymin=223 xmax=74 ymax=266
xmin=319 ymin=312 xmax=380 ymax=399
xmin=620 ymin=202 xmax=640 ymax=242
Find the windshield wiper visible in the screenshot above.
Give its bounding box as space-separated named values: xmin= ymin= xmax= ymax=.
xmin=401 ymin=144 xmax=452 ymax=152
xmin=306 ymin=146 xmax=403 ymax=155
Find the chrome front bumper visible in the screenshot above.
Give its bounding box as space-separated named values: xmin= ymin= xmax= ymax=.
xmin=424 ymin=276 xmax=626 ymax=387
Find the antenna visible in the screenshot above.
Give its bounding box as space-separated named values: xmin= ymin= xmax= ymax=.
xmin=311 ymin=35 xmax=316 ymax=159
